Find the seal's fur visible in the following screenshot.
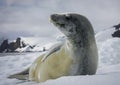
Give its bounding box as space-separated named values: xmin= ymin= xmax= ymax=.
xmin=8 ymin=13 xmax=98 ymax=83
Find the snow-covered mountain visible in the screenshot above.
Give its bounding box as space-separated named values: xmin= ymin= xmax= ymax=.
xmin=0 ymin=36 xmax=66 ymax=52
xmin=15 ymin=37 xmax=56 ymax=52
xmin=16 ymin=36 xmax=65 ymax=52
xmin=0 ymin=28 xmax=120 ymax=85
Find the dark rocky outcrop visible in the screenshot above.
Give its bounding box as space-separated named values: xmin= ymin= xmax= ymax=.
xmin=0 ymin=37 xmax=27 ymax=52
xmin=8 ymin=37 xmax=21 ymax=52
xmin=0 ymin=37 xmax=39 ymax=53
xmin=22 ymin=41 xmax=26 ymax=48
xmin=16 ymin=37 xmax=21 ymax=48
xmin=112 ymin=30 xmax=120 ymax=38
xmin=0 ymin=39 xmax=9 ymax=52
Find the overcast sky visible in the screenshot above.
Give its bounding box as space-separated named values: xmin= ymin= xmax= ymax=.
xmin=0 ymin=0 xmax=120 ymax=40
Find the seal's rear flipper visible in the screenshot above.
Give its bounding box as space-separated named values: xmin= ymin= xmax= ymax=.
xmin=8 ymin=74 xmax=28 ymax=80
xmin=8 ymin=68 xmax=29 ymax=80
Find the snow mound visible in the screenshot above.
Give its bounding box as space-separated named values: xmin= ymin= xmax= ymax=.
xmin=95 ymin=28 xmax=114 ymax=42
xmin=98 ymin=38 xmax=120 ymax=66
xmin=95 ymin=29 xmax=120 ymax=67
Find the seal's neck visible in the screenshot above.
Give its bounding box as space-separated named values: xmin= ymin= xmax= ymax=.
xmin=66 ymin=27 xmax=95 ymax=49
xmin=67 ymin=33 xmax=89 ymax=49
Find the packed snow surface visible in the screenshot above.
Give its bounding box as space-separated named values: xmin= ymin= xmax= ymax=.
xmin=0 ymin=29 xmax=120 ymax=85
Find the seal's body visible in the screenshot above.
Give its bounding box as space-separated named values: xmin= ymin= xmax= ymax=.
xmin=8 ymin=13 xmax=98 ymax=83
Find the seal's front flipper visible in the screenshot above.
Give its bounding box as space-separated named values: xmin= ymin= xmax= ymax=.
xmin=41 ymin=42 xmax=63 ymax=62
xmin=8 ymin=68 xmax=29 ymax=80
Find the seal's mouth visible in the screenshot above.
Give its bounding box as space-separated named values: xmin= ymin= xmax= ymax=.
xmin=55 ymin=23 xmax=65 ymax=27
xmin=50 ymin=14 xmax=66 ymax=28
xmin=50 ymin=19 xmax=66 ymax=28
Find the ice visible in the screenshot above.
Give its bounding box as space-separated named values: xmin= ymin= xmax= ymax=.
xmin=0 ymin=28 xmax=120 ymax=85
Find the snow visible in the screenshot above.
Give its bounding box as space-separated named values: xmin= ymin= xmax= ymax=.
xmin=98 ymin=38 xmax=120 ymax=66
xmin=0 ymin=29 xmax=120 ymax=85
xmin=20 ymin=37 xmax=57 ymax=51
xmin=95 ymin=28 xmax=114 ymax=43
xmin=15 ymin=36 xmax=65 ymax=52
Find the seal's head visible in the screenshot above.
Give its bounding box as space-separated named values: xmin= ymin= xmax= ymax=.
xmin=50 ymin=13 xmax=94 ymax=38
